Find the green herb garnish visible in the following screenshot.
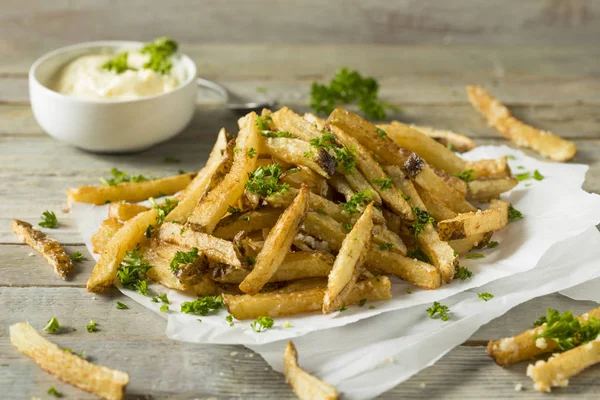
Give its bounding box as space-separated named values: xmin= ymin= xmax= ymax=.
xmin=359 ymin=298 xmax=367 ymax=307
xmin=227 ymin=205 xmax=241 ymax=214
xmin=47 ymin=387 xmax=62 ymax=397
xmin=245 ymin=164 xmax=290 ymax=197
xmin=160 ymin=304 xmax=169 ymax=312
xmin=372 ymin=177 xmax=392 ymax=190
xmin=376 ymin=128 xmax=387 ymax=138
xmin=533 ymin=170 xmax=544 ymax=181
xmin=116 ymin=302 xmax=128 ymax=310
xmin=70 ymin=251 xmax=85 ymax=262
xmin=102 ymin=52 xmax=130 ymax=74
xmin=487 ymin=241 xmax=499 ymax=248
xmin=145 ymin=224 xmax=155 ymax=238
xmin=508 ymin=204 xmax=523 ymax=222
xmin=256 ymin=115 xmax=271 ymax=131
xmin=456 ymin=266 xmax=473 ymax=280
xmin=43 ymin=317 xmax=60 ymax=334
xmin=149 ymin=197 xmax=178 ymax=225
xmin=454 ymin=169 xmax=474 ymax=185
xmin=478 ymin=292 xmax=494 ymax=301
xmin=378 ymin=242 xmax=393 ymax=251
xmin=515 ymin=172 xmax=531 ymax=181
xmin=181 ymin=295 xmax=225 ymax=316
xmin=86 ymin=320 xmax=97 ymax=333
xmin=309 ymin=132 xmax=337 ymax=151
xmin=116 ymin=245 xmax=152 ymax=295
xmin=466 ymin=253 xmax=485 ymax=259
xmin=170 ymin=247 xmax=199 ymax=272
xmin=100 ymin=168 xmax=149 ymax=186
xmin=427 ymin=302 xmax=450 ymax=321
xmin=251 ymin=316 xmax=274 ymax=332
xmin=333 ymin=146 xmax=357 ymax=173
xmin=141 ymin=37 xmax=178 ymax=74
xmin=226 ymin=314 xmax=235 ymax=327
xmin=261 ymin=130 xmax=293 ymax=138
xmin=401 ymin=193 xmax=410 ymax=201
xmin=340 ymin=190 xmax=373 ymax=216
xmin=534 ymin=308 xmax=600 ymax=351
xmin=337 ymin=305 xmax=348 ymax=312
xmin=342 ymin=223 xmax=353 ymax=233
xmin=39 ymin=210 xmax=58 ymax=229
xmin=247 ymin=147 xmax=257 ymax=159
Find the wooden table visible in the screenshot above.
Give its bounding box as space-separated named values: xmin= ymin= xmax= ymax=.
xmin=2 ymin=2 xmax=600 ymax=398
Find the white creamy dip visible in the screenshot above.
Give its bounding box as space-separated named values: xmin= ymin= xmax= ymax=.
xmin=53 ymin=51 xmax=180 ymax=100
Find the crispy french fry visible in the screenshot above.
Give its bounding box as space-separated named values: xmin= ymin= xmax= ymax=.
xmin=284 ymin=341 xmax=339 ymax=400
xmin=11 ymin=220 xmax=73 ymax=279
xmin=213 ymin=251 xmax=335 ymax=284
xmin=487 ymin=307 xmax=600 ymax=366
xmin=10 ymin=322 xmax=129 ymax=400
xmin=414 ymin=184 xmax=457 ymax=221
xmin=206 ymin=128 xmax=231 ymax=170
xmin=87 ymin=209 xmax=158 ymax=293
xmin=157 ymin=222 xmax=241 ymax=268
xmin=448 ymin=232 xmax=493 ymax=256
xmin=224 ymin=276 xmax=391 ymax=319
xmin=303 ymin=113 xmax=327 ymax=130
xmin=141 ymin=242 xmax=188 ymax=291
xmin=328 ymin=174 xmax=355 ymax=201
xmin=108 ymin=203 xmax=150 ymax=222
xmin=91 ymin=218 xmax=123 ymax=254
xmin=213 ymin=208 xmax=283 ymax=240
xmin=66 ymin=173 xmax=193 ymax=208
xmin=187 ymin=112 xmax=261 ymax=233
xmin=366 ymin=247 xmax=442 ymax=290
xmin=437 ymin=200 xmax=508 ymax=241
xmin=467 ymin=85 xmax=577 ymax=162
xmin=466 ymin=157 xmax=511 ymax=178
xmin=468 ymin=178 xmax=518 ymax=202
xmin=262 ymin=137 xmax=336 ymax=178
xmin=240 ymin=186 xmax=309 ymax=294
xmin=323 ymin=204 xmax=373 ymax=313
xmin=281 ymin=167 xmax=329 ymax=197
xmin=410 ymin=125 xmax=476 ymax=153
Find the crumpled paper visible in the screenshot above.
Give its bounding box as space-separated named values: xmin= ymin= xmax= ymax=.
xmin=72 ymin=145 xmax=600 ymax=347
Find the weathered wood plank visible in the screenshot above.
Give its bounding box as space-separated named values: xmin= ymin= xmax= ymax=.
xmin=2 ymin=0 xmax=599 ymax=48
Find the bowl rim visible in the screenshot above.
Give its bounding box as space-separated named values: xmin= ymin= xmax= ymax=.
xmin=29 ymin=40 xmax=197 ymax=105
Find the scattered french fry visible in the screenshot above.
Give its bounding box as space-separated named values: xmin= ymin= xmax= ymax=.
xmin=410 ymin=125 xmax=476 ymax=153
xmin=284 ymin=341 xmax=339 ymax=400
xmin=437 ymin=200 xmax=508 ymax=241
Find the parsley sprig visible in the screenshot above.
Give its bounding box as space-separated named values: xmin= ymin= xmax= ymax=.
xmin=43 ymin=317 xmax=60 ymax=334
xmin=427 ymin=302 xmax=450 ymax=321
xmin=149 ymin=197 xmax=178 ymax=224
xmin=141 ymin=37 xmax=178 ymax=75
xmin=251 ymin=316 xmax=274 ymax=332
xmin=372 ymin=177 xmax=392 ymax=190
xmin=170 ymin=247 xmax=199 ymax=272
xmin=340 ymin=190 xmax=373 ymax=216
xmin=39 ymin=210 xmax=58 ymax=229
xmin=245 ymin=164 xmax=290 ymax=197
xmin=407 ymin=207 xmax=435 ymax=261
xmin=455 ymin=266 xmax=473 ymax=280
xmin=116 ymin=245 xmax=152 ymax=295
xmin=454 ymin=169 xmax=474 ymax=186
xmin=534 ymin=308 xmax=600 ymax=351
xmin=102 ymin=52 xmax=130 ymax=73
xmin=181 ymin=295 xmax=225 ymax=316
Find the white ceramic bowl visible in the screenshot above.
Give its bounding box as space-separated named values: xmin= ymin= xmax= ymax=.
xmin=29 ymin=41 xmax=197 ymax=153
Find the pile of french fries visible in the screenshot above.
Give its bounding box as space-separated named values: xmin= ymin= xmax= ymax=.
xmin=77 ymin=106 xmax=518 ymax=319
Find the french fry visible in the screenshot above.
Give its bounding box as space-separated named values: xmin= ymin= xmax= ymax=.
xmin=414 ymin=184 xmax=457 ymax=221
xmin=379 ymin=122 xmax=467 ymax=174
xmin=323 ymin=204 xmax=374 ymax=313
xmin=487 ymin=307 xmax=600 ymax=366
xmin=437 ymin=199 xmax=508 ymax=241
xmin=467 ymin=85 xmax=577 ymax=162
xmin=11 ymin=220 xmax=73 ymax=279
xmin=141 ymin=241 xmax=188 ymax=291
xmin=108 ymin=203 xmax=150 ymax=222
xmin=87 ymin=208 xmax=158 ymax=293
xmin=224 ymin=276 xmax=391 ymax=319
xmin=213 ymin=208 xmax=283 ymax=240
xmin=213 ymin=251 xmax=335 ymax=284
xmin=66 ymin=173 xmax=193 ymax=208
xmin=528 ymin=341 xmax=600 ymax=392
xmin=206 ymin=128 xmax=231 ymax=170
xmin=366 ymin=247 xmax=442 ymax=290
xmin=468 ymin=177 xmax=518 ymax=202
xmin=239 ymin=186 xmax=309 ymax=294
xmin=303 ymin=113 xmax=327 ymax=130
xmin=91 ymin=218 xmax=123 ymax=254
xmin=328 ymin=174 xmax=356 ymax=201
xmin=157 ymin=222 xmax=241 ymax=268
xmin=466 ymin=157 xmax=511 ymax=178
xmin=10 ymin=322 xmax=129 ymax=400
xmin=284 ymin=341 xmax=339 ymax=400
xmin=191 ymin=272 xmax=234 ymax=297
xmin=281 ymin=166 xmax=329 ymax=197
xmin=448 ymin=232 xmax=493 ymax=256
xmin=262 ymin=137 xmax=336 ymax=178
xmin=410 ymin=125 xmax=476 ymax=153
xmin=187 ymin=112 xmax=261 ymax=233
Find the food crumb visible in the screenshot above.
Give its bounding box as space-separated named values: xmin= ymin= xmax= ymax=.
xmin=535 ymin=337 xmax=547 ymax=350
xmin=246 ymin=353 xmax=254 ymax=358
xmin=230 ymin=351 xmax=238 ymax=357
xmin=219 ymin=372 xmax=224 ymax=376
xmin=386 ymin=356 xmax=394 ymax=363
xmin=28 ymin=252 xmax=35 ymax=257
xmin=420 ymin=382 xmax=426 ymax=389
xmin=514 ymin=383 xmax=523 ymax=391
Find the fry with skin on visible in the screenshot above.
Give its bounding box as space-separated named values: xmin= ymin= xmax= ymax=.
xmin=410 ymin=125 xmax=476 ymax=153
xmin=10 ymin=322 xmax=129 ymax=400
xmin=414 ymin=184 xmax=457 ymax=222
xmin=141 ymin=241 xmax=188 ymax=291
xmin=11 ymin=220 xmax=73 ymax=279
xmin=281 ymin=166 xmax=329 ymax=197
xmin=467 ymin=85 xmax=577 ymax=162
xmin=213 ymin=208 xmax=283 ymax=240
xmin=284 ymin=341 xmax=339 ymax=400
xmin=468 ymin=178 xmax=518 ymax=202
xmin=448 ymin=232 xmax=493 ymax=256
xmin=262 ymin=137 xmax=336 ymax=178
xmin=466 ymin=157 xmax=511 ymax=178
xmin=437 ymin=199 xmax=508 ymax=241
xmin=323 ymin=203 xmax=374 ymax=313
xmin=239 ymin=185 xmax=309 ymax=294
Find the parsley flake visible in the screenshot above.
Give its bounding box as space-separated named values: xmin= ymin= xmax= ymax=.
xmin=466 ymin=253 xmax=485 ymax=259
xmin=487 ymin=241 xmax=499 ymax=248
xmin=227 ymin=205 xmax=241 ymax=214
xmin=39 ymin=210 xmax=58 ymax=229
xmin=534 ymin=308 xmax=600 ymax=351
xmin=226 ymin=314 xmax=235 ymax=327
xmin=141 ymin=37 xmax=178 ymax=74
xmin=116 ymin=302 xmax=128 ymax=310
xmin=453 ymin=169 xmax=474 ymax=185
xmin=245 ymin=164 xmax=290 ymax=197
xmin=427 ymin=302 xmax=450 ymax=321
xmin=515 ymin=172 xmax=531 ymax=181
xmin=116 ymin=245 xmax=152 ymax=295
xmin=372 ymin=177 xmax=392 ymax=190
xmin=86 ymin=320 xmax=97 ymax=333
xmin=456 ymin=266 xmax=473 ymax=280
xmin=376 ymin=128 xmax=387 ymax=138
xmin=359 ymin=298 xmax=367 ymax=307
xmin=160 ymin=304 xmax=169 ymax=312
xmin=251 ymin=316 xmax=274 ymax=332
xmin=102 ymin=52 xmax=130 ymax=74
xmin=508 ymin=204 xmax=523 ymax=222
xmin=70 ymin=251 xmax=85 ymax=262
xmin=533 ymin=169 xmax=544 ymax=181
xmin=337 ymin=305 xmax=347 ymax=312
xmin=149 ymin=197 xmax=178 ymax=225
xmin=378 ymin=242 xmax=393 ymax=251
xmin=340 ymin=190 xmax=373 ymax=216
xmin=342 ymin=223 xmax=353 ymax=233
xmin=247 ymin=147 xmax=257 ymax=159
xmin=170 ymin=247 xmax=199 ymax=272
xmin=47 ymin=387 xmax=62 ymax=397
xmin=181 ymin=295 xmax=225 ymax=316
xmin=43 ymin=317 xmax=60 ymax=334
xmin=100 ymin=168 xmax=149 ymax=186
xmin=478 ymin=292 xmax=494 ymax=301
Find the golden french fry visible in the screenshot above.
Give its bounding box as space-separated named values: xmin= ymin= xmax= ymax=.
xmin=281 ymin=167 xmax=329 ymax=197
xmin=448 ymin=232 xmax=493 ymax=256
xmin=271 ymin=106 xmax=323 ymax=142
xmin=410 ymin=125 xmax=476 ymax=153
xmin=108 ymin=203 xmax=150 ymax=222
xmin=468 ymin=178 xmax=518 ymax=202
xmin=262 ymin=137 xmax=336 ymax=178
xmin=366 ymin=247 xmax=442 ymax=290
xmin=284 ymin=341 xmax=339 ymax=400
xmin=467 ymin=85 xmax=577 ymax=162
xmin=437 ymin=200 xmax=508 ymax=241
xmin=66 ymin=173 xmax=193 ymax=208
xmin=414 ymin=184 xmax=457 ymax=221
xmin=11 ymin=220 xmax=73 ymax=279
xmin=213 ymin=208 xmax=283 ymax=240
xmin=91 ymin=218 xmax=123 ymax=254
xmin=187 ymin=112 xmax=261 ymax=233
xmin=10 ymin=322 xmax=129 ymax=400
xmin=323 ymin=204 xmax=373 ymax=313
xmin=141 ymin=242 xmax=188 ymax=291
xmin=240 ymin=186 xmax=309 ymax=294
xmin=303 ymin=113 xmax=327 ymax=130
xmin=466 ymin=157 xmax=511 ymax=178
xmin=87 ymin=208 xmax=158 ymax=293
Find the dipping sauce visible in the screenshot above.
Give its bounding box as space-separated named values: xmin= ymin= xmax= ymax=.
xmin=53 ymin=41 xmax=181 ymax=101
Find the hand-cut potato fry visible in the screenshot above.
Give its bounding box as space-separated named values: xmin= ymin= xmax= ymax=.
xmin=371 ymin=224 xmax=407 ymax=255
xmin=240 ymin=186 xmax=309 ymax=294
xmin=366 ymin=247 xmax=442 ymax=290
xmin=448 ymin=232 xmax=493 ymax=256
xmin=413 ymin=184 xmax=457 ymax=221
xmin=327 ymin=174 xmax=355 ymax=201
xmin=271 ymin=106 xmax=323 ymax=142
xmin=379 ymin=122 xmax=467 ymax=174
xmin=341 ymin=168 xmax=382 ymax=204
xmin=141 ymin=241 xmax=188 ymax=291
xmin=410 ymin=125 xmax=476 ymax=153
xmin=91 ymin=218 xmax=123 ymax=254
xmin=66 ymin=173 xmax=193 ymax=208
xmin=191 ymin=272 xmax=235 ymax=297
xmin=284 ymin=341 xmax=339 ymax=400
xmin=187 ymin=112 xmax=261 ymax=233
xmin=303 ymin=112 xmax=327 ymax=130
xmin=224 ymin=276 xmax=391 ymax=319
xmin=468 ymin=177 xmax=518 ymax=202
xmin=87 ymin=209 xmax=158 ymax=292
xmin=329 ymin=124 xmax=413 ymax=220
xmin=528 ymin=340 xmax=600 ymax=392
xmin=206 ymin=128 xmax=231 ymax=170
xmin=438 ymin=199 xmax=509 ymax=241
xmin=281 ymin=166 xmax=329 ymax=197
xmin=467 ymin=85 xmax=577 ymax=162
xmin=262 ymin=137 xmax=336 ymax=178
xmin=10 ymin=322 xmax=129 ymax=400
xmin=466 ymin=157 xmax=511 ymax=178
xmin=11 ymin=220 xmax=73 ymax=279
xmin=213 ymin=251 xmax=335 ymax=284
xmin=108 ymin=203 xmax=150 ymax=222
xmin=488 ymin=307 xmax=600 ymax=366
xmin=213 ymin=208 xmax=283 ymax=240
xmin=157 ymin=222 xmax=241 ymax=268
xmin=323 ymin=204 xmax=373 ymax=313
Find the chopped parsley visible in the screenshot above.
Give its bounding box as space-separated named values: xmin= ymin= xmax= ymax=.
xmin=455 ymin=266 xmax=473 ymax=280
xmin=227 ymin=205 xmax=241 ymax=214
xmin=401 ymin=193 xmax=410 ymax=201
xmin=164 ymin=157 xmax=181 ymax=164
xmin=447 ymin=143 xmax=456 ymax=151
xmin=149 ymin=197 xmax=178 ymax=224
xmin=406 ymin=288 xmax=412 ymax=294
xmin=261 ymin=130 xmax=293 ymax=138
xmin=376 ymin=128 xmax=387 ymax=138
xmin=43 ymin=317 xmax=60 ymax=334
xmin=63 ymin=347 xmax=86 ymax=359
xmin=316 ymin=208 xmax=328 ymax=216
xmin=102 ymin=52 xmax=129 ymax=73
xmin=506 ymin=155 xmax=516 ymax=160
xmin=372 ymin=177 xmax=392 ymax=190
xmin=141 ymin=37 xmax=178 ymax=74
xmin=181 ymin=295 xmax=225 ymax=316
xmin=409 ymin=207 xmax=434 ymax=243
xmin=151 ymin=293 xmax=170 ymax=304
xmin=453 ymin=169 xmax=474 ymax=185
xmin=333 ymin=146 xmax=357 ymax=173
xmin=145 ymin=224 xmax=155 ymax=238
xmin=378 ymin=242 xmax=393 ymax=251
xmin=284 ymin=321 xmax=292 ymax=328
xmin=247 ymin=147 xmax=257 ymax=159
xmin=487 ymin=241 xmax=499 ymax=248
xmin=406 ymin=248 xmax=431 ymax=263
xmin=100 ymin=168 xmax=149 ymax=186
xmin=340 ymin=190 xmax=373 ymax=216
xmin=160 ymin=304 xmax=169 ymax=312
xmin=242 ymin=215 xmax=252 ymax=222
xmin=86 ymin=320 xmax=97 ymax=333
xmin=359 ymin=298 xmax=367 ymax=307
xmin=508 ymin=204 xmax=523 ymax=222
xmin=116 ymin=302 xmax=128 ymax=310
xmin=427 ymin=302 xmax=450 ymax=321
xmin=256 ymin=115 xmax=271 ymax=131
xmin=309 ymin=132 xmax=337 ymax=150
xmin=342 ymin=223 xmax=353 ymax=233
xmin=368 ymin=305 xmax=375 ymax=310
xmin=251 ymin=316 xmax=274 ymax=332
xmin=116 ymin=245 xmax=152 ymax=295
xmin=533 ymin=169 xmax=544 ymax=181
xmin=337 ymin=305 xmax=348 ymax=312
xmin=286 ymin=168 xmax=300 ymax=174
xmin=226 ymin=314 xmax=235 ymax=327
xmin=39 ymin=210 xmax=58 ymax=229
xmin=47 ymin=387 xmax=62 ymax=397
xmin=466 ymin=253 xmax=485 ymax=259
xmin=70 ymin=251 xmax=85 ymax=262
xmin=534 ymin=308 xmax=600 ymax=351
xmin=170 ymin=247 xmax=199 ymax=272
xmin=515 ymin=172 xmax=531 ymax=181
xmin=245 ymin=164 xmax=290 ymax=197
xmin=478 ymin=292 xmax=494 ymax=301
xmin=247 ymin=256 xmax=256 ymax=266
xmin=310 ymin=67 xmax=396 ymax=120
